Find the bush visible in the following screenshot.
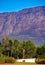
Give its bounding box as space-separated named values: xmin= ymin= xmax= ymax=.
xmin=35 ymin=58 xmax=45 ymax=64
xmin=23 ymin=60 xmax=25 ymax=62
xmin=5 ymin=57 xmax=15 ymax=63
xmin=0 ymin=57 xmax=5 ymax=63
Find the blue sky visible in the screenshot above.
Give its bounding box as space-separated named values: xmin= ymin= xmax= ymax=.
xmin=0 ymin=0 xmax=45 ymax=12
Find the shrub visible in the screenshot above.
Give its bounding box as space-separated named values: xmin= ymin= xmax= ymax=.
xmin=0 ymin=57 xmax=5 ymax=63
xmin=5 ymin=57 xmax=15 ymax=63
xmin=23 ymin=60 xmax=25 ymax=62
xmin=35 ymin=58 xmax=45 ymax=64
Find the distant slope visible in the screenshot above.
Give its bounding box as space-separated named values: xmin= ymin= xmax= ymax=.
xmin=0 ymin=6 xmax=45 ymax=45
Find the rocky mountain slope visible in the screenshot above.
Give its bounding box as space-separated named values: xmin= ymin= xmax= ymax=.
xmin=0 ymin=6 xmax=45 ymax=45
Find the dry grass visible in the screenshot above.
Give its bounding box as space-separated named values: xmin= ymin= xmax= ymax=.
xmin=0 ymin=64 xmax=44 ymax=65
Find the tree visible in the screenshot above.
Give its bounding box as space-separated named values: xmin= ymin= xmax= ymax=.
xmin=12 ymin=39 xmax=20 ymax=58
xmin=9 ymin=39 xmax=13 ymax=56
xmin=18 ymin=40 xmax=36 ymax=58
xmin=2 ymin=35 xmax=9 ymax=56
xmin=35 ymin=44 xmax=45 ymax=58
xmin=25 ymin=40 xmax=36 ymax=58
xmin=1 ymin=35 xmax=37 ymax=58
xmin=0 ymin=42 xmax=3 ymax=57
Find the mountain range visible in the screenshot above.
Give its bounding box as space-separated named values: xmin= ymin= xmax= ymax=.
xmin=0 ymin=6 xmax=45 ymax=45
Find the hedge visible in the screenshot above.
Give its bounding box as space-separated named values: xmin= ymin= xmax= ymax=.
xmin=35 ymin=58 xmax=45 ymax=64
xmin=0 ymin=57 xmax=16 ymax=63
xmin=5 ymin=57 xmax=16 ymax=63
xmin=0 ymin=57 xmax=5 ymax=63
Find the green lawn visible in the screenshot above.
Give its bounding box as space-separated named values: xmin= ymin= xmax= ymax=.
xmin=15 ymin=62 xmax=36 ymax=64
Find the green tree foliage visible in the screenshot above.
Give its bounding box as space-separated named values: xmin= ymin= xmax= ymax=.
xmin=10 ymin=38 xmax=20 ymax=58
xmin=2 ymin=35 xmax=9 ymax=56
xmin=0 ymin=42 xmax=3 ymax=57
xmin=17 ymin=40 xmax=36 ymax=58
xmin=35 ymin=44 xmax=45 ymax=58
xmin=0 ymin=35 xmax=45 ymax=59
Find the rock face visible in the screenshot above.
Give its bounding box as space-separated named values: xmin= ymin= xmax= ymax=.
xmin=0 ymin=6 xmax=45 ymax=45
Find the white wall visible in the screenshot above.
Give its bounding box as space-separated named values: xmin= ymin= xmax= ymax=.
xmin=25 ymin=59 xmax=35 ymax=62
xmin=16 ymin=58 xmax=35 ymax=63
